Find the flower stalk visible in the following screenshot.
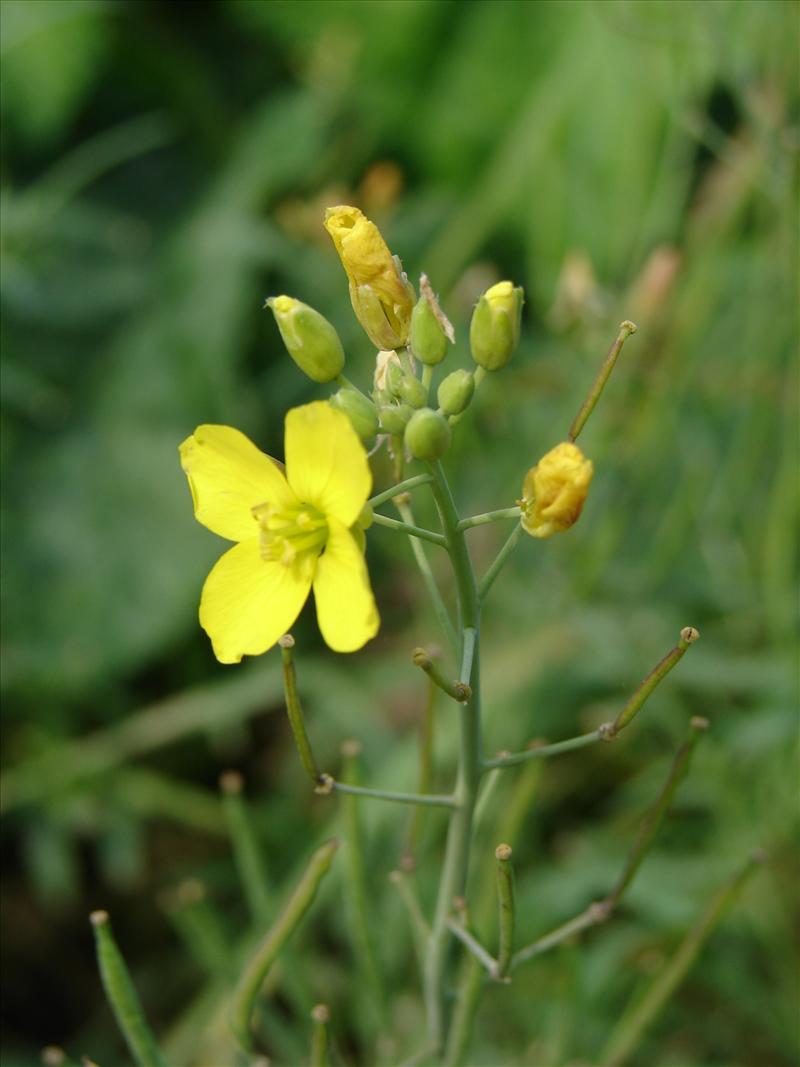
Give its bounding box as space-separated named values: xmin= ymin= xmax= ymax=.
xmin=310 ymin=1004 xmax=331 ymax=1067
xmin=568 ymin=319 xmax=638 ymax=441
xmin=412 ymin=647 xmax=471 ymax=704
xmin=219 ymin=771 xmax=272 ymax=925
xmin=494 ymin=844 xmax=515 ymax=979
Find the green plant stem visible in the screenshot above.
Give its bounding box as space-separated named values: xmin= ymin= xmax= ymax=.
xmin=600 ymin=853 xmax=763 ymax=1067
xmin=90 ymin=911 xmax=168 ymax=1067
xmin=511 ymin=903 xmax=609 ymax=969
xmin=340 ymin=745 xmax=387 ymax=1028
xmin=279 ymin=637 xmax=321 ymax=784
xmin=368 ymin=474 xmax=433 ymax=510
xmin=494 ymin=845 xmax=515 ymax=978
xmin=230 ymin=839 xmax=339 ymax=1053
xmin=478 ymin=523 xmax=523 ymax=601
xmin=412 ymin=648 xmax=471 ymax=704
xmin=163 ymin=880 xmax=232 ymax=978
xmin=389 ymin=870 xmax=431 ymax=973
xmin=397 ymin=499 xmax=459 ymax=653
xmin=457 ymin=507 xmax=521 ymax=531
xmin=568 ymin=320 xmax=637 ymax=441
xmin=335 ymin=373 xmax=371 ymax=401
xmin=604 ymin=717 xmax=709 ymax=908
xmin=422 ymin=460 xmax=482 ymax=1052
xmin=219 ymin=772 xmax=272 ymax=925
xmin=403 ymin=676 xmax=438 ymax=867
xmin=609 ymin=627 xmax=700 ymax=737
xmin=484 ymin=729 xmax=602 ymax=769
xmin=371 ymin=511 xmax=448 ymax=547
xmin=446 ymin=919 xmax=498 ymax=978
xmin=322 ymin=777 xmax=456 ymax=808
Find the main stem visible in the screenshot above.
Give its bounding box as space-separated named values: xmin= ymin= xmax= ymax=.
xmin=423 ymin=461 xmax=482 ymax=1053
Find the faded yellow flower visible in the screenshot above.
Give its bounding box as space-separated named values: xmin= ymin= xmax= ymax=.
xmin=520 ymin=442 xmax=594 ymax=538
xmin=324 ymin=205 xmax=415 ymax=350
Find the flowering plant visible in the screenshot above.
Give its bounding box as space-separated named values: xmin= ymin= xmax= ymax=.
xmin=88 ymin=206 xmax=761 ymax=1067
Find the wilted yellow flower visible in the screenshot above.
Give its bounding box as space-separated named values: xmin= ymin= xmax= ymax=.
xmin=520 ymin=442 xmax=594 ymax=538
xmin=180 ymin=402 xmax=379 ymax=662
xmin=324 ymin=205 xmax=415 ymax=350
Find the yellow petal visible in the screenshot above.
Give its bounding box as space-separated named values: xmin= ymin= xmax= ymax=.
xmin=180 ymin=425 xmax=297 ymax=542
xmin=312 ymin=519 xmax=379 ymax=653
xmin=199 ymin=538 xmax=312 ymax=663
xmin=285 ymin=401 xmax=372 ymax=527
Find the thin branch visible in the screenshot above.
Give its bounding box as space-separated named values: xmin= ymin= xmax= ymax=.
xmin=457 ymin=507 xmax=521 ymax=531
xmin=483 ymin=730 xmax=602 ymax=770
xmin=368 ymin=474 xmax=433 ymax=510
xmin=446 ymin=919 xmax=499 ymax=979
xmin=371 ymin=511 xmax=448 ymax=547
xmin=318 ymin=775 xmax=456 ymax=809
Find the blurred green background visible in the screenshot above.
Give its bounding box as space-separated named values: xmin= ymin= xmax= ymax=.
xmin=1 ymin=1 xmax=797 ymax=1064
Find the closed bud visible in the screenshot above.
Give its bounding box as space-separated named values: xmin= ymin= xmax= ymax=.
xmin=386 ymin=360 xmax=405 ymax=396
xmin=324 ymin=205 xmax=415 ymax=350
xmin=329 ymin=388 xmax=379 ymax=443
xmin=437 ymin=369 xmax=474 ymax=417
xmin=410 ymin=295 xmax=448 ymax=365
xmin=379 ymin=403 xmax=413 ymax=435
xmin=469 ymin=281 xmax=523 ymax=371
xmin=405 ymin=407 xmax=451 ymax=461
xmin=520 ymin=442 xmax=593 ymax=538
xmin=397 ymin=373 xmax=428 ymax=409
xmin=266 ymin=296 xmax=345 ymax=383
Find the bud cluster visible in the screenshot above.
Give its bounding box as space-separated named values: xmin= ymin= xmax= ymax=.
xmin=265 ymin=205 xmax=526 ymax=466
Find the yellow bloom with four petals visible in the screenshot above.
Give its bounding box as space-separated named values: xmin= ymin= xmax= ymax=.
xmin=180 ymin=402 xmax=380 ymax=663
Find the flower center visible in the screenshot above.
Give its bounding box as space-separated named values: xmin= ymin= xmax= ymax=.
xmin=251 ymin=501 xmax=328 ymax=566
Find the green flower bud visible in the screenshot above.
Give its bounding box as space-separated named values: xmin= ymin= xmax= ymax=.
xmin=437 ymin=369 xmax=474 ymax=417
xmin=405 ymin=407 xmax=452 ymax=461
xmin=379 ymin=403 xmax=413 ymax=434
xmin=267 ymin=296 xmax=345 ymax=383
xmin=469 ymin=281 xmax=523 ymax=371
xmin=329 ymin=388 xmax=379 ymax=442
xmin=410 ymin=295 xmax=447 ymax=365
xmin=386 ymin=360 xmax=405 ymax=396
xmin=397 ymin=373 xmax=428 ymax=409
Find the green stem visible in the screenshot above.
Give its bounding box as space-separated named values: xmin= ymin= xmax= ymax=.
xmin=478 ymin=523 xmax=523 ymax=601
xmin=568 ymin=320 xmax=638 ymax=442
xmin=340 ymin=744 xmax=387 ymax=1028
xmin=511 ymin=903 xmax=609 ymax=969
xmin=609 ymin=627 xmax=700 ymax=737
xmin=412 ymin=647 xmax=471 ymax=704
xmin=446 ymin=919 xmax=498 ymax=978
xmin=219 ymin=772 xmax=272 ymax=925
xmin=600 ymin=852 xmax=763 ymax=1067
xmin=368 ymin=474 xmax=433 ymax=510
xmin=494 ymin=845 xmax=515 ymax=978
xmin=403 ymin=676 xmax=438 ymax=868
xmin=422 ymin=460 xmax=482 ymax=1052
xmin=371 ymin=511 xmax=447 ymax=548
xmin=457 ymin=507 xmax=521 ymax=531
xmin=335 ymin=373 xmax=371 ymax=401
xmin=484 ymin=730 xmax=601 ymax=769
xmin=397 ymin=500 xmax=458 ymax=653
xmin=320 ymin=776 xmax=456 ymax=808
xmin=389 ymin=869 xmax=431 ymax=971
xmin=90 ymin=911 xmax=168 ymax=1067
xmin=230 ymin=839 xmax=339 ymax=1052
xmin=279 ymin=636 xmax=321 ymax=784
xmin=604 ymin=716 xmax=709 ymax=909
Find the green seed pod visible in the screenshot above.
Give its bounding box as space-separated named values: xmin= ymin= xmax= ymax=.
xmin=437 ymin=369 xmax=474 ymax=417
xmin=267 ymin=296 xmax=345 ymax=383
xmin=405 ymin=407 xmax=452 ymax=461
xmin=397 ymin=373 xmax=428 ymax=409
xmin=329 ymin=388 xmax=379 ymax=443
xmin=410 ymin=295 xmax=448 ymax=366
xmin=379 ymin=403 xmax=413 ymax=434
xmin=469 ymin=281 xmax=523 ymax=371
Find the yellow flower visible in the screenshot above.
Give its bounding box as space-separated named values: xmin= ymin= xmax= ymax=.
xmin=324 ymin=205 xmax=415 ymax=350
xmin=179 ymin=402 xmax=380 ymax=663
xmin=520 ymin=442 xmax=594 ymax=539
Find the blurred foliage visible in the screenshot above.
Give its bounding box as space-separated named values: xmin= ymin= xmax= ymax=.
xmin=1 ymin=0 xmax=797 ymax=1065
